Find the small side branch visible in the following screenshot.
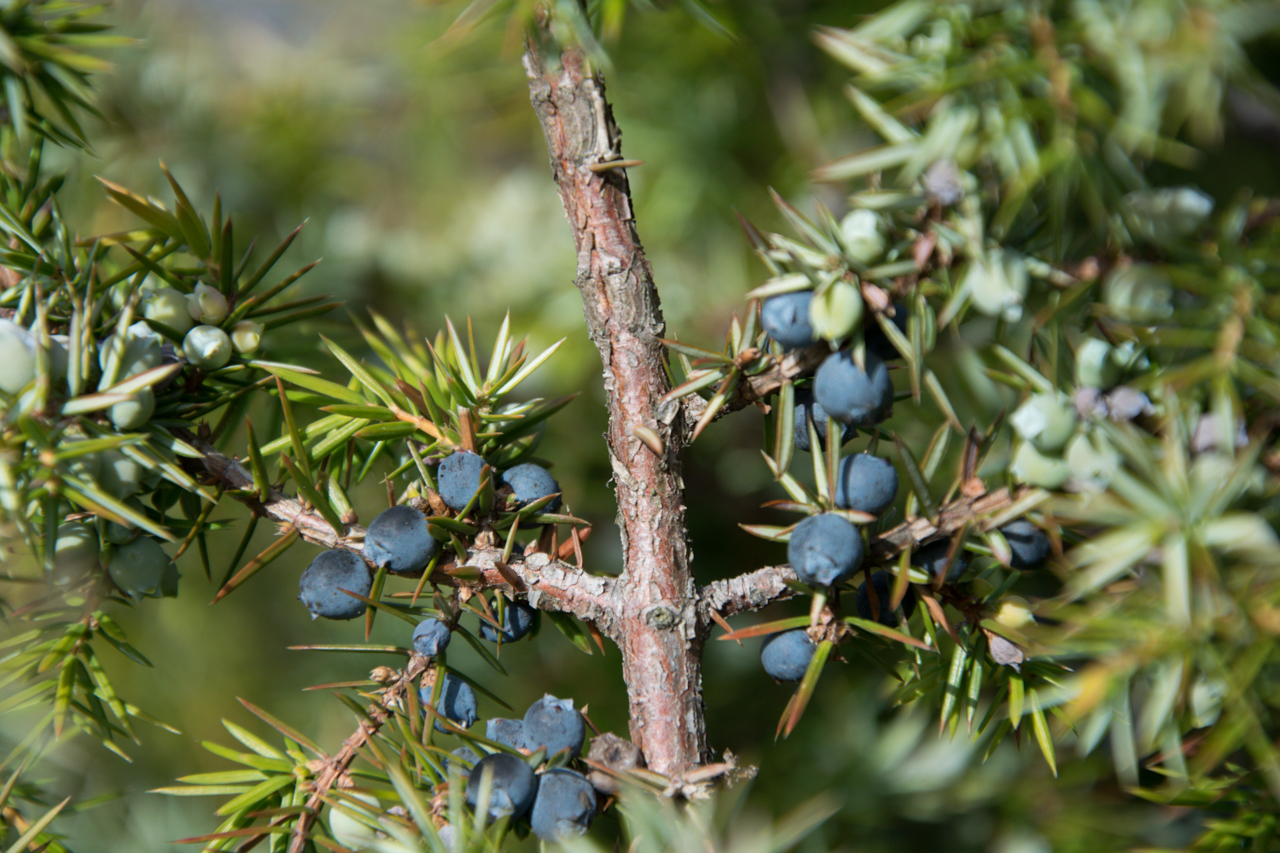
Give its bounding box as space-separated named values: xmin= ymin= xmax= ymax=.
xmin=284 ymin=655 xmax=428 ymax=853
xmin=697 ymin=486 xmax=1039 ymax=628
xmin=677 ymin=344 xmax=830 ymax=442
xmin=195 ymin=443 xmax=613 ymax=628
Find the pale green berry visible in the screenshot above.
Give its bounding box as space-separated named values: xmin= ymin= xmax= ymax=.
xmin=63 ymin=440 xmax=102 ymax=484
xmin=1121 ymin=187 xmax=1213 ymax=245
xmin=230 ymin=320 xmax=263 ymax=354
xmin=1190 ymin=451 xmax=1237 ymax=499
xmin=107 ymin=277 xmax=159 ymax=311
xmin=839 ymin=209 xmax=885 ymax=264
xmin=1065 ymin=432 xmax=1120 ymax=493
xmin=966 ymin=249 xmax=1027 ymax=321
xmin=158 ymin=560 xmax=179 ymax=597
xmin=1010 ymin=392 xmax=1077 ymax=453
xmin=143 ymin=287 xmax=194 ymax=335
xmin=183 ymin=325 xmax=232 ymax=371
xmin=1189 ymin=674 xmax=1226 ymax=728
xmin=1011 ymin=441 xmax=1069 ymax=490
xmin=109 ymin=387 xmax=155 ymax=430
xmin=52 ymin=522 xmax=99 ymax=582
xmin=104 ymin=497 xmax=149 ymax=545
xmin=99 ymin=321 xmax=163 ymax=384
xmin=1104 ymin=263 xmax=1173 ymax=322
xmin=808 ymin=280 xmax=863 ymax=342
xmin=1075 ymin=338 xmax=1122 ymax=389
xmin=0 ymin=319 xmax=37 ymax=396
xmin=47 ymin=335 xmax=68 ymax=384
xmin=104 ymin=519 xmax=139 ymax=545
xmin=995 ymin=595 xmax=1034 ymax=629
xmin=329 ymin=792 xmax=380 ymax=852
xmin=107 ymin=536 xmax=175 ymax=599
xmin=186 ymin=283 xmax=228 ymax=324
xmin=97 ymin=448 xmax=145 ymax=500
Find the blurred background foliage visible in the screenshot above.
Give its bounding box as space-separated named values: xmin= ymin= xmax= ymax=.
xmin=4 ymin=0 xmax=1280 ymax=851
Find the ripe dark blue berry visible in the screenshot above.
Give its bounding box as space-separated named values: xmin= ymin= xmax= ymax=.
xmin=298 ymin=550 xmax=370 ymax=620
xmin=466 ymin=752 xmax=538 ymax=821
xmin=864 ymin=306 xmax=908 ymax=362
xmin=760 ymin=291 xmax=816 ymax=349
xmin=912 ymin=540 xmax=968 ymax=582
xmin=833 ymin=453 xmax=898 ymax=515
xmin=412 ymin=618 xmax=451 ymax=656
xmin=478 ymin=600 xmax=538 ymax=644
xmin=486 ymin=718 xmax=525 ymax=750
xmin=420 ymin=673 xmax=478 ymax=732
xmin=437 ymin=451 xmax=486 ymax=512
xmin=788 ymin=513 xmax=864 ymax=587
xmin=793 ymin=387 xmax=854 ymax=453
xmin=364 ymin=505 xmax=438 ymax=572
xmin=855 ymin=571 xmax=916 ymax=627
xmin=814 ymin=349 xmax=893 ymax=425
xmin=499 ymin=463 xmax=562 ymax=511
xmin=529 ymin=768 xmax=598 ymax=841
xmin=522 ymin=695 xmax=585 ymax=759
xmin=760 ymin=629 xmax=817 ymax=682
xmin=1000 ymin=519 xmax=1051 ymax=569
xmin=447 ymin=746 xmax=479 ymax=773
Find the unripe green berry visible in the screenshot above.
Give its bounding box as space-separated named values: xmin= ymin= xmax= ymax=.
xmin=52 ymin=522 xmax=99 ymax=582
xmin=0 ymin=319 xmax=37 ymax=396
xmin=103 ymin=498 xmax=148 ymax=545
xmin=230 ymin=320 xmax=263 ymax=354
xmin=1075 ymin=338 xmax=1122 ymax=389
xmin=1104 ymin=263 xmax=1173 ymax=322
xmin=967 ymin=249 xmax=1027 ymax=321
xmin=109 ymin=387 xmax=155 ymax=430
xmin=99 ymin=321 xmax=163 ymax=385
xmin=183 ymin=325 xmax=232 ymax=371
xmin=808 ymin=279 xmax=863 ymax=342
xmin=1011 ymin=441 xmax=1070 ymax=490
xmin=107 ymin=536 xmax=177 ymax=599
xmin=97 ymin=448 xmax=145 ymax=500
xmin=995 ymin=595 xmax=1034 ymax=629
xmin=1010 ymin=392 xmax=1077 ymax=454
xmin=839 ymin=209 xmax=885 ymax=264
xmin=47 ymin=335 xmax=68 ymax=384
xmin=143 ymin=287 xmax=194 ymax=334
xmin=186 ymin=283 xmax=228 ymax=324
xmin=328 ymin=792 xmax=380 ymax=852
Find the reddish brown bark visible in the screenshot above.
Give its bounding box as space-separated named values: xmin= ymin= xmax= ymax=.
xmin=522 ymin=44 xmax=705 ymax=776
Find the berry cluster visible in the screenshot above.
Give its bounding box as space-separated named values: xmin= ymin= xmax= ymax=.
xmin=437 ymin=451 xmax=562 ymax=514
xmin=760 ymin=517 xmax=1052 ymax=682
xmin=47 ymin=445 xmax=179 ymax=599
xmin=290 ymin=449 xmax=598 ymax=842
xmin=295 ymin=449 xmax=562 ymax=621
xmin=750 ymin=292 xmax=1059 ymax=691
xmin=0 ymin=252 xmax=288 ymax=603
xmin=404 ymin=614 xmax=599 ymax=842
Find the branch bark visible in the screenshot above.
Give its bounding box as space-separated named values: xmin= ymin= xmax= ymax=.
xmin=195 ymin=443 xmax=614 ymax=629
xmin=677 ymin=344 xmax=830 ymax=444
xmin=283 ymin=656 xmax=429 ymax=853
xmin=697 ymin=485 xmax=1043 ymax=624
xmin=523 ymin=43 xmax=705 ymax=775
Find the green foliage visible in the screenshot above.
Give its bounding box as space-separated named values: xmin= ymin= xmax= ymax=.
xmin=2 ymin=0 xmax=1280 ymax=851
xmin=659 ymin=0 xmax=1280 ymax=845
